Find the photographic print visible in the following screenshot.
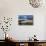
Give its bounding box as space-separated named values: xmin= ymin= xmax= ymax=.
xmin=18 ymin=15 xmax=33 ymax=25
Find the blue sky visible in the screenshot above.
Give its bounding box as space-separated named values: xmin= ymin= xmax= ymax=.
xmin=19 ymin=15 xmax=33 ymax=20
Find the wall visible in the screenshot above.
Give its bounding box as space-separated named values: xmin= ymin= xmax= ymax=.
xmin=44 ymin=16 xmax=46 ymax=40
xmin=0 ymin=0 xmax=46 ymax=40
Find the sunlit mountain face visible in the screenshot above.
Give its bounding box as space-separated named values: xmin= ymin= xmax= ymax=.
xmin=18 ymin=15 xmax=33 ymax=25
